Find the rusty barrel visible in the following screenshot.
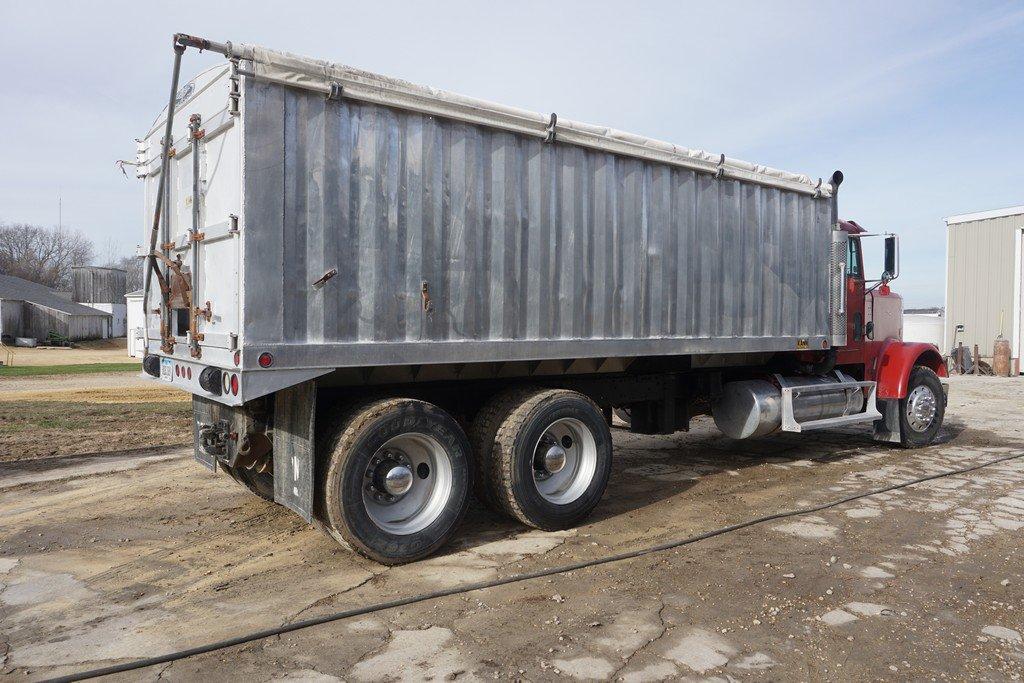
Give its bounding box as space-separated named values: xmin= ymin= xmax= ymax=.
xmin=993 ymin=336 xmax=1012 ymax=377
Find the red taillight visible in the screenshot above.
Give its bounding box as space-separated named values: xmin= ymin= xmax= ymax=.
xmin=230 ymin=374 xmax=239 ymax=395
xmin=175 ymin=365 xmax=180 ymax=377
xmin=258 ymin=352 xmax=274 ymax=368
xmin=187 ymin=367 xmax=192 ymax=380
xmin=233 ymin=351 xmax=240 ymax=367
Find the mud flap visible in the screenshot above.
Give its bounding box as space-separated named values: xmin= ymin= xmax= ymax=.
xmin=873 ymin=398 xmax=901 ymax=443
xmin=192 ymin=397 xmax=219 ymax=471
xmin=273 ymin=380 xmax=316 ymax=521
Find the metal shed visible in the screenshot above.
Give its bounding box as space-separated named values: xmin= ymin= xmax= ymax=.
xmin=0 ymin=274 xmax=113 ymax=342
xmin=72 ymin=266 xmax=128 ymax=337
xmin=944 ymin=206 xmax=1023 ymax=374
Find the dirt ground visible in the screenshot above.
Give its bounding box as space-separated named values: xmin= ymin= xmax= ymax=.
xmin=5 ymin=338 xmax=134 ymax=366
xmin=0 ymin=371 xmax=189 ymax=460
xmin=1 ymin=376 xmax=1023 ymax=681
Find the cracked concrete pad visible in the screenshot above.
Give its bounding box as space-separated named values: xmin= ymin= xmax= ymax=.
xmin=982 ymin=626 xmax=1022 ymax=644
xmin=12 ymin=609 xmax=181 ymax=667
xmin=0 ymin=558 xmax=19 ymax=574
xmin=272 ymin=670 xmax=344 ymax=682
xmin=593 ymin=606 xmax=665 ymax=654
xmin=773 ymin=516 xmax=837 ymax=539
xmin=472 ymin=529 xmax=574 ymax=557
xmin=660 ymin=627 xmax=737 ymax=673
xmin=346 ymin=617 xmax=388 ymax=633
xmin=551 ymin=655 xmax=617 ymax=680
xmin=395 ymin=551 xmax=498 ymax=585
xmin=0 ymin=568 xmax=94 ymax=607
xmin=860 ymin=566 xmax=895 ymax=579
xmin=820 ymin=609 xmax=858 ymax=626
xmin=732 ymin=652 xmax=776 ymax=670
xmin=620 ymin=660 xmax=679 ymax=682
xmin=845 ymin=602 xmax=892 ymax=617
xmin=348 ymin=627 xmax=470 ymax=682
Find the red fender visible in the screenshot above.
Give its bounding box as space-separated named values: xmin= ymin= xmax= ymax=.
xmin=874 ymin=340 xmax=947 ymax=399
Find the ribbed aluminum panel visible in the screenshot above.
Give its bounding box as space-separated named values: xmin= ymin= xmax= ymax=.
xmin=241 ymin=79 xmax=833 ymax=368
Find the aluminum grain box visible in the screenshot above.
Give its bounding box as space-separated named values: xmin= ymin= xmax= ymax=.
xmin=138 ymin=43 xmax=841 ymax=404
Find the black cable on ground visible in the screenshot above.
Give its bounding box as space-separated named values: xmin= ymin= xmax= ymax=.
xmin=47 ymin=450 xmax=1024 ymax=683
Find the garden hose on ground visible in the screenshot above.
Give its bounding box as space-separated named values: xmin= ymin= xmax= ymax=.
xmin=48 ymin=450 xmax=1024 ymax=683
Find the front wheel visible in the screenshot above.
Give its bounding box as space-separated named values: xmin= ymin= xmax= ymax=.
xmin=898 ymin=366 xmax=945 ymax=448
xmin=317 ymin=398 xmax=471 ymax=564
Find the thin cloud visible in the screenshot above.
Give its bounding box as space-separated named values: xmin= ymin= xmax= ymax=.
xmin=726 ymin=6 xmax=1024 ymax=146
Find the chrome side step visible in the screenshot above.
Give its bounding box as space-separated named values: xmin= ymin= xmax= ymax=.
xmin=780 ymin=379 xmax=883 ymax=433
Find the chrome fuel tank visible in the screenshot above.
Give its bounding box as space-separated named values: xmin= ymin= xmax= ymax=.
xmin=712 ymin=372 xmax=864 ymax=439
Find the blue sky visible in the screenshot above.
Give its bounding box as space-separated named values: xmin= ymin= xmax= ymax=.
xmin=1 ymin=1 xmax=1022 ymax=307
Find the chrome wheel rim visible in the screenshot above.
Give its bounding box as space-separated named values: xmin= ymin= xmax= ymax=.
xmin=362 ymin=433 xmax=453 ymax=535
xmin=906 ymin=385 xmax=938 ymax=432
xmin=532 ymin=418 xmax=597 ymax=505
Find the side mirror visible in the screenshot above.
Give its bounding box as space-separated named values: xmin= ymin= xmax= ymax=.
xmin=883 ymin=235 xmax=898 ymax=281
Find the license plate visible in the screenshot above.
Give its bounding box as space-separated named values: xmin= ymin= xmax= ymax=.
xmin=160 ymin=358 xmax=173 ymax=382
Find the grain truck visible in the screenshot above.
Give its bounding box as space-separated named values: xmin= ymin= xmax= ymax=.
xmin=134 ymin=34 xmax=948 ymax=564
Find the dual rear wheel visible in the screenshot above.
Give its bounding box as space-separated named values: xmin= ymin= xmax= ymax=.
xmin=316 ymin=389 xmax=612 ymax=564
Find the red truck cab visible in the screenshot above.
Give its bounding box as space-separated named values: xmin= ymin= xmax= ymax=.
xmin=835 ymin=220 xmax=948 ymax=446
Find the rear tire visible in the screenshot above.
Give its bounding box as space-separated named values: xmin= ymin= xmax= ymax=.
xmin=317 ymin=398 xmax=471 ymax=565
xmin=899 ymin=366 xmax=944 ymax=448
xmin=223 ymin=464 xmax=274 ymax=502
xmin=473 ymin=388 xmax=612 ymax=530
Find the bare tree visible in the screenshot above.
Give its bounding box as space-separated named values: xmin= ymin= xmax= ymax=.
xmin=0 ymin=222 xmax=94 ymax=290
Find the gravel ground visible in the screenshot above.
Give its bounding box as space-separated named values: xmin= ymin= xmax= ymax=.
xmin=1 ymin=376 xmax=1022 ymax=681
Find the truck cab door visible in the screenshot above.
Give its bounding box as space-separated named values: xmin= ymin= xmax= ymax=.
xmin=845 ymin=236 xmax=866 ymax=343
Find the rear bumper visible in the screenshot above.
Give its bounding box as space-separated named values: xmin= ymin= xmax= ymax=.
xmin=143 ymin=353 xmax=330 ymax=406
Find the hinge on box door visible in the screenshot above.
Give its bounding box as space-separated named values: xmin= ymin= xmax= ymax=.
xmin=714 ymin=154 xmax=726 ymax=178
xmin=228 ymin=214 xmax=239 ymax=234
xmin=228 ymin=57 xmax=241 ymax=116
xmin=189 ymin=114 xmax=206 ymax=140
xmin=544 ymin=113 xmax=557 ymax=143
xmin=196 ymin=301 xmax=212 ymax=321
xmin=161 ymin=241 xmax=176 ymax=251
xmin=189 ymin=232 xmax=205 ymax=242
xmin=327 ymin=82 xmax=343 ymax=101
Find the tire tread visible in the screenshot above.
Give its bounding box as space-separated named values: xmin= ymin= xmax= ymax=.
xmin=318 ymin=398 xmax=467 ymax=564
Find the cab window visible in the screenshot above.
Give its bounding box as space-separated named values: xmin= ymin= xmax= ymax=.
xmin=846 ymin=236 xmax=862 ymax=278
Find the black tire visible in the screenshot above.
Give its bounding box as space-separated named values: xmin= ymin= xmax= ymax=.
xmin=223 ymin=464 xmax=275 ymax=502
xmin=469 ymin=386 xmax=538 ymax=511
xmin=317 ymin=398 xmax=471 ymax=565
xmin=898 ymin=366 xmax=945 ymax=448
xmin=473 ymin=388 xmax=612 ymax=530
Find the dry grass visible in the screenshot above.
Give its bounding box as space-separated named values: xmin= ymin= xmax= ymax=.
xmin=0 ymin=400 xmax=192 ymax=461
